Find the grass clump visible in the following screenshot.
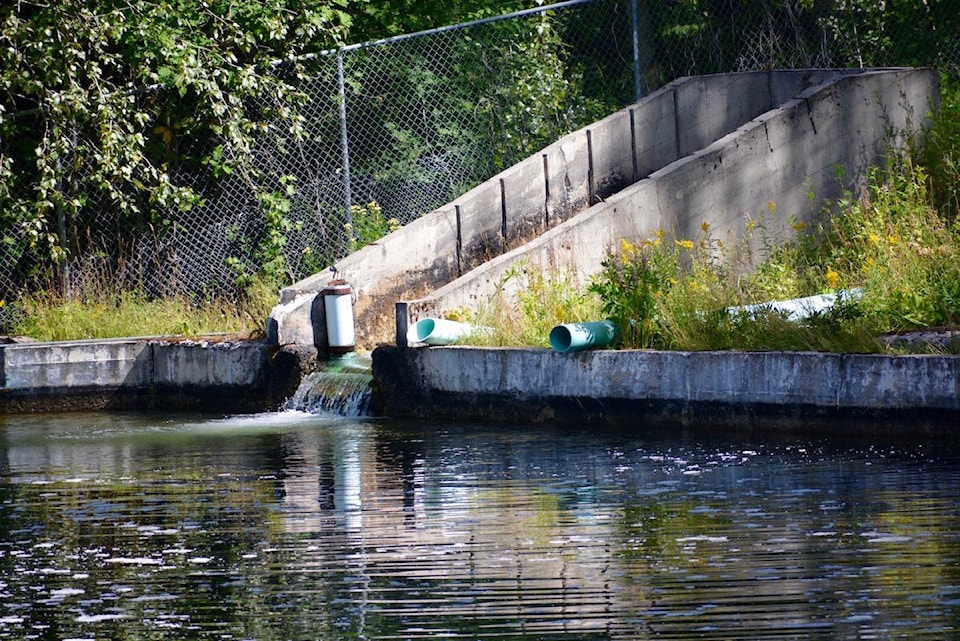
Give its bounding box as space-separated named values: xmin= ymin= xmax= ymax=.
xmin=5 ymin=276 xmax=276 ymax=342
xmin=461 ymin=261 xmax=603 ymax=347
xmin=586 ymin=148 xmax=960 ymax=352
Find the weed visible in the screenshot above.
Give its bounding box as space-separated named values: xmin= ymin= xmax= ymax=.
xmin=346 ymin=201 xmax=401 ymax=253
xmin=467 ymin=261 xmax=602 ymax=347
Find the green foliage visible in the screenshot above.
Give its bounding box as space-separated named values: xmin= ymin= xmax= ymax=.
xmin=347 ymin=0 xmax=533 ymax=40
xmin=0 ymin=0 xmax=351 ymax=277
xmin=346 ymin=201 xmax=400 ymax=252
xmin=814 ymin=159 xmax=960 ymax=331
xmin=465 ymin=11 xmax=611 ymax=170
xmin=585 ymin=222 xmax=884 ymax=352
xmin=8 ymin=275 xmax=275 ymax=341
xmin=640 ymin=0 xmax=959 ymax=92
xmin=588 ymin=234 xmax=688 ymax=349
xmin=344 ymin=6 xmax=613 ymax=224
xmin=921 ymin=76 xmax=960 ymax=219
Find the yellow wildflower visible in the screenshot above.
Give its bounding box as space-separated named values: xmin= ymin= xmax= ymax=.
xmin=825 ymin=266 xmax=840 ymax=289
xmin=675 ymin=239 xmax=695 ymax=251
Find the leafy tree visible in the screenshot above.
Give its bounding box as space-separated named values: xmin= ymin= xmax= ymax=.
xmin=346 ymin=0 xmax=534 ymax=41
xmin=0 ymin=0 xmax=351 ymax=289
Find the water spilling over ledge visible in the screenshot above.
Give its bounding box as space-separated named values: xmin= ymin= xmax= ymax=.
xmin=286 ymin=370 xmax=373 ymax=416
xmin=285 ymin=353 xmax=374 ymax=417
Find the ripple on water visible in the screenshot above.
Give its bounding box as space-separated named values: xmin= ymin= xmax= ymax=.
xmin=0 ymin=415 xmax=958 ymax=639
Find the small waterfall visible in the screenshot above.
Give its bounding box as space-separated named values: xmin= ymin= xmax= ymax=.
xmin=286 ymin=354 xmax=374 ymax=417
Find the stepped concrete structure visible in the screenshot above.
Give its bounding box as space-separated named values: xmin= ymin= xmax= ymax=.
xmin=269 ymin=68 xmax=939 ymax=353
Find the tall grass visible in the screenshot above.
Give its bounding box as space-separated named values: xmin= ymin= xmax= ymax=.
xmin=6 ymin=273 xmax=276 ymax=342
xmin=463 ymin=261 xmax=603 ymax=347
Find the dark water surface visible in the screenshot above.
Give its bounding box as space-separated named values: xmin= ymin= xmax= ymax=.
xmin=1 ymin=411 xmax=958 ymax=640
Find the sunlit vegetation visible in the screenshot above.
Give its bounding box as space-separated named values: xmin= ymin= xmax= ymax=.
xmin=6 ymin=276 xmax=276 ymax=342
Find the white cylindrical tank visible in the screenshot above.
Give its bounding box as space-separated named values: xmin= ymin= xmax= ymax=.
xmin=323 ymin=282 xmax=355 ymax=352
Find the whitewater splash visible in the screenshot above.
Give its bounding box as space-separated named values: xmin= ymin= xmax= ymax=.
xmin=285 ymin=353 xmax=374 ymax=417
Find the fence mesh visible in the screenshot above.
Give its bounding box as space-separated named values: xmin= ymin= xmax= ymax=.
xmin=2 ymin=0 xmax=958 ymax=331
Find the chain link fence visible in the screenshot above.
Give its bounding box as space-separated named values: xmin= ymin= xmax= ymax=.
xmin=2 ymin=0 xmax=958 ymax=331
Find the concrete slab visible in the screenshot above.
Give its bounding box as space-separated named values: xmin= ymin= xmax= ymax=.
xmin=0 ymin=338 xmax=301 ymax=414
xmin=631 ymin=86 xmax=679 ymax=178
xmin=588 ymin=109 xmax=634 ymax=200
xmin=1 ymin=338 xmax=151 ymax=390
xmin=500 ymin=160 xmax=547 ymax=249
xmin=543 ymin=129 xmax=592 ymax=225
xmin=371 ymin=345 xmax=960 ymax=432
xmin=151 ymin=340 xmax=268 ymax=388
xmin=453 ymin=179 xmax=504 ymax=274
xmin=674 ymin=72 xmax=772 ymax=157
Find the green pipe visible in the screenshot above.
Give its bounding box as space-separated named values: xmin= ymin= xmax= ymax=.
xmin=549 ymin=320 xmax=620 ymax=353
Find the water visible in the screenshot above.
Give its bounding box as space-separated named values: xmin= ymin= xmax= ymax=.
xmin=1 ymin=410 xmax=958 ymax=640
xmin=286 ymin=370 xmax=374 ymax=416
xmin=286 ymin=353 xmax=375 ymax=417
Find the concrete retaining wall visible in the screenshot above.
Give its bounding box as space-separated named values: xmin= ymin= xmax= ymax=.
xmin=270 ymin=69 xmax=862 ymax=351
xmin=371 ymin=345 xmax=960 ymax=433
xmin=0 ymin=338 xmax=309 ymax=414
xmin=398 ymin=68 xmax=939 ymax=339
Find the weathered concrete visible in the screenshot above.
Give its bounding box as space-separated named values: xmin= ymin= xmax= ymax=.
xmin=0 ymin=338 xmax=310 ymax=414
xmin=398 ymin=68 xmax=938 ymax=338
xmin=371 ymin=346 xmax=960 ymax=433
xmin=271 ymin=69 xmax=868 ymax=352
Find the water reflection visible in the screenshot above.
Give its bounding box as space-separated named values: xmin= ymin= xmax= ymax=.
xmin=0 ymin=412 xmax=958 ymax=640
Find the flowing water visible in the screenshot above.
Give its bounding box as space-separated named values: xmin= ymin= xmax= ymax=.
xmin=0 ymin=408 xmax=958 ymax=640
xmin=286 ymin=371 xmax=374 ymax=416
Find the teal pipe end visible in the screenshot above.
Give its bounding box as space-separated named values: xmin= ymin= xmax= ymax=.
xmin=411 ymin=317 xmax=484 ymax=346
xmin=550 ymin=320 xmax=620 ymax=353
xmin=549 ymin=325 xmax=576 ymax=352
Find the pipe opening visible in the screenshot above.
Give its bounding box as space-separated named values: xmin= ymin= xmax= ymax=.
xmin=549 ymin=325 xmax=574 ymax=353
xmin=414 ymin=318 xmax=438 ymax=343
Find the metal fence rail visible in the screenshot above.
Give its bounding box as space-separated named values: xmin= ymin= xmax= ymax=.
xmin=1 ymin=0 xmax=957 ymax=331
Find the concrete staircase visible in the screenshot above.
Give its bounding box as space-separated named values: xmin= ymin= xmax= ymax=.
xmin=268 ymin=68 xmax=938 ymax=353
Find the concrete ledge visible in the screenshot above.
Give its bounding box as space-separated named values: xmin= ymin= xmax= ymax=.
xmin=371 ymin=346 xmax=960 ymax=434
xmin=0 ymin=338 xmax=311 ymax=414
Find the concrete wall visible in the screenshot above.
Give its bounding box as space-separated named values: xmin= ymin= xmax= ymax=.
xmin=371 ymin=345 xmax=960 ymax=433
xmin=398 ymin=68 xmax=939 ymax=340
xmin=0 ymin=338 xmax=309 ymax=414
xmin=270 ymin=69 xmax=861 ymax=351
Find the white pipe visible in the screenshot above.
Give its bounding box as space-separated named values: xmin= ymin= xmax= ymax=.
xmin=324 ymin=283 xmax=356 ymax=349
xmin=730 ymin=288 xmax=862 ymax=322
xmin=409 ymin=318 xmax=486 ymax=346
